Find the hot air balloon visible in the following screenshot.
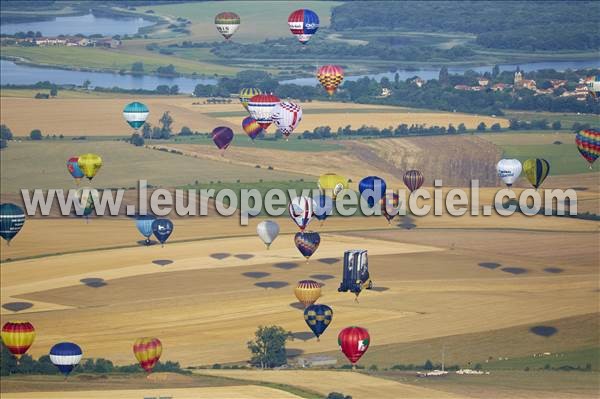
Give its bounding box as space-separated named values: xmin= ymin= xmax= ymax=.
xmin=1 ymin=321 xmax=35 ymax=360
xmin=288 ymin=196 xmax=313 ymax=230
xmin=0 ymin=203 xmax=25 ymax=245
xmin=403 ymin=170 xmax=424 ymax=194
xmin=257 ymin=220 xmax=280 ymax=249
xmin=317 ymin=65 xmax=344 ymax=96
xmin=49 ymin=342 xmax=82 ymax=376
xmin=295 ymin=231 xmax=320 ymax=260
xmin=75 ymin=186 xmax=99 ymax=222
xmin=152 ymin=218 xmax=173 ymax=247
xmin=133 ymin=337 xmax=162 ymax=373
xmin=214 ymin=12 xmax=240 ymax=40
xmin=294 ymin=280 xmax=322 ymax=307
xmin=136 ymin=215 xmax=156 ymax=245
xmin=247 ymin=93 xmax=280 ymax=130
xmin=288 ymin=9 xmax=319 ymax=44
xmin=584 ymin=76 xmax=599 ymax=99
xmin=66 ymin=157 xmax=84 ymax=185
xmin=338 ymin=326 xmax=370 ymax=368
xmin=313 ymin=194 xmax=333 ymax=223
xmin=338 ymin=250 xmax=372 ymax=300
xmin=242 ymin=116 xmax=263 ymax=141
xmin=212 ymin=126 xmax=234 ymax=154
xmin=239 ymin=88 xmax=262 ymax=111
xmin=380 ymin=192 xmax=399 ymax=224
xmin=575 ymin=129 xmax=600 ymax=168
xmin=271 ymin=101 xmax=302 ymax=140
xmin=318 ymin=173 xmax=348 ymax=200
xmin=304 ymin=304 xmax=332 ymax=341
xmin=359 ymin=176 xmax=386 ymax=208
xmin=123 ymin=102 xmax=149 ymax=131
xmin=496 ymin=159 xmax=522 ymax=187
xmin=523 ymin=158 xmax=550 ymax=189
xmin=77 ymin=153 xmax=102 ymax=181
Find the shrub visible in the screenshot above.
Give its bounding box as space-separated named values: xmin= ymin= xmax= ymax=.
xmin=30 ymin=129 xmax=43 ymax=140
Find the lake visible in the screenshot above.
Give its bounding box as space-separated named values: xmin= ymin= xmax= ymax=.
xmin=0 ymin=13 xmax=153 ymax=36
xmin=1 ymin=59 xmax=598 ymax=94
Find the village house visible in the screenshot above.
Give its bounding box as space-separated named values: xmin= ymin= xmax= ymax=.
xmin=549 ymin=79 xmax=567 ymax=88
xmin=491 ymin=83 xmax=512 ymax=91
xmin=453 ymin=84 xmax=472 ymax=91
xmin=411 ymin=77 xmax=426 ymax=87
xmin=477 ymin=77 xmax=490 ymax=86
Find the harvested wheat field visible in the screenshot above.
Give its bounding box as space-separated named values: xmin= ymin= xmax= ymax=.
xmin=0 ymin=95 xmax=507 ymax=136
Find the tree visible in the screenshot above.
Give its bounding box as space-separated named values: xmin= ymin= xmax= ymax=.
xmin=30 ymin=129 xmax=43 ymax=140
xmin=82 ymin=79 xmax=91 ymax=90
xmin=457 ymin=123 xmax=467 ymax=133
xmin=0 ymin=140 xmax=6 ymax=149
xmin=179 ymin=126 xmax=193 ymax=136
xmin=169 ymin=85 xmax=179 ymax=95
xmin=130 ymin=133 xmax=144 ymax=146
xmin=247 ymin=325 xmax=291 ymax=369
xmin=477 ymin=122 xmax=486 ymax=131
xmin=159 ymin=111 xmax=173 ymax=138
xmin=423 ymin=360 xmax=433 ymax=370
xmin=491 ymin=123 xmax=501 ymax=131
xmin=0 ymin=125 xmax=13 ymax=140
xmin=447 ymin=124 xmax=457 ymax=134
xmin=50 ymin=85 xmax=58 ymax=97
xmin=552 ymin=120 xmax=562 ymax=130
xmin=438 ymin=66 xmax=449 ymax=86
xmin=492 ymin=64 xmax=500 ymax=79
xmin=142 ymin=123 xmax=152 ymax=139
xmin=131 ymin=61 xmax=144 ymax=74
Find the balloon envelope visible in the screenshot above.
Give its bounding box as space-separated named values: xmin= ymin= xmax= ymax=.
xmin=239 ymin=88 xmax=262 ymax=111
xmin=318 ymin=173 xmax=348 ymax=199
xmin=585 ymin=76 xmax=599 ymax=98
xmin=271 ymin=101 xmax=302 ymax=139
xmin=294 ymin=231 xmax=320 ymax=260
xmin=152 ymin=218 xmax=173 ymax=245
xmin=215 ymin=12 xmax=240 ymax=40
xmin=313 ymin=194 xmax=333 ymax=222
xmin=0 ymin=203 xmax=25 ymax=243
xmin=288 ymin=196 xmax=313 ymax=230
xmin=338 ymin=326 xmax=370 ymax=365
xmin=77 ymin=153 xmax=102 ymax=180
xmin=317 ymin=65 xmax=344 ymax=95
xmin=123 ymin=102 xmax=149 ymax=130
xmin=496 ymin=159 xmax=522 ymax=187
xmin=133 ymin=337 xmax=162 ymax=373
xmin=66 ymin=157 xmax=84 ymax=181
xmin=575 ymin=129 xmax=600 ymax=166
xmin=242 ymin=116 xmax=264 ymax=140
xmin=1 ymin=321 xmax=35 ymax=359
xmin=288 ymin=9 xmax=319 ymax=44
xmin=523 ymin=158 xmax=550 ymax=189
xmin=212 ymin=126 xmax=234 ymax=151
xmin=380 ymin=193 xmax=399 ymax=223
xmin=50 ymin=342 xmax=82 ymax=376
xmin=247 ymin=94 xmax=280 ymax=130
xmin=136 ymin=215 xmax=155 ymax=243
xmin=403 ymin=170 xmax=424 ymax=193
xmin=75 ymin=187 xmax=99 ymax=217
xmin=294 ymin=280 xmax=322 ymax=307
xmin=359 ymin=176 xmax=387 ymax=207
xmin=257 ymin=220 xmax=279 ymax=249
xmin=304 ymin=304 xmax=333 ymax=339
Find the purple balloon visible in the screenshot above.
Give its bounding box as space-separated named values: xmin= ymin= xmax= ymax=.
xmin=212 ymin=126 xmax=234 ymax=150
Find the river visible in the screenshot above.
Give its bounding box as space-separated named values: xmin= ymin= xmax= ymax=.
xmin=0 ymin=13 xmax=153 ymax=37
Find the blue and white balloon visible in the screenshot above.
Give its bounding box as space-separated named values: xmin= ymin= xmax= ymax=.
xmin=50 ymin=342 xmax=82 ymax=376
xmin=123 ymin=102 xmax=149 ymax=130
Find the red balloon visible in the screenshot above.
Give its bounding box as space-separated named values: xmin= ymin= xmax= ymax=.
xmin=338 ymin=326 xmax=370 ymax=366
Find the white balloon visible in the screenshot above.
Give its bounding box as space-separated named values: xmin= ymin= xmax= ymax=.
xmin=288 ymin=196 xmax=313 ymax=230
xmin=271 ymin=101 xmax=303 ymax=139
xmin=257 ymin=220 xmax=280 ymax=249
xmin=496 ymin=159 xmax=522 ymax=187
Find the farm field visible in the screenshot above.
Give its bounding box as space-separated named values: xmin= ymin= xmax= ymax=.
xmin=503 ymin=111 xmax=600 ymax=129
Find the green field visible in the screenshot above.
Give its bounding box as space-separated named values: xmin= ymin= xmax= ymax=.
xmin=504 ymin=111 xmax=600 ymax=129
xmin=0 ymin=141 xmax=311 ymax=193
xmin=159 ymin=135 xmax=342 ymax=151
xmin=485 ymin=347 xmax=599 ymax=371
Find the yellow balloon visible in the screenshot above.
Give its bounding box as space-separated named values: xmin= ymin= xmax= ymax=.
xmin=318 ymin=173 xmax=348 ymax=199
xmin=78 ymin=153 xmax=102 ymax=180
xmin=294 ymin=280 xmax=322 ymax=307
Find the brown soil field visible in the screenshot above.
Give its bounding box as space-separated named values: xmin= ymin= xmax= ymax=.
xmin=0 ymin=95 xmax=508 ymax=136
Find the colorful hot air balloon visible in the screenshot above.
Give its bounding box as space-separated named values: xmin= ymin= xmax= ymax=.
xmin=136 ymin=215 xmax=156 ymax=245
xmin=523 ymin=158 xmax=550 ymax=189
xmin=49 ymin=342 xmax=82 ymax=376
xmin=338 ymin=326 xmax=370 ymax=368
xmin=304 ymin=304 xmax=333 ymax=341
xmin=288 ymin=196 xmax=313 ymax=230
xmin=294 ymin=231 xmax=320 ymax=260
xmin=239 ymin=88 xmax=262 ymax=111
xmin=359 ymin=176 xmax=387 ymax=207
xmin=212 ymin=126 xmax=234 ymax=154
xmin=152 ymin=218 xmax=173 ymax=246
xmin=123 ymin=102 xmax=149 ymax=131
xmin=133 ymin=337 xmax=162 ymax=373
xmin=257 ymin=220 xmax=279 ymax=249
xmin=496 ymin=159 xmax=522 ymax=187
xmin=247 ymin=94 xmax=280 ymax=130
xmin=318 ymin=173 xmax=348 ymax=200
xmin=317 ymin=65 xmax=344 ymax=96
xmin=575 ymin=129 xmax=600 ymax=168
xmin=66 ymin=157 xmax=84 ymax=184
xmin=214 ymin=12 xmax=240 ymax=40
xmin=313 ymin=194 xmax=333 ymax=223
xmin=380 ymin=192 xmax=399 ymax=224
xmin=242 ymin=116 xmax=263 ymax=141
xmin=1 ymin=322 xmax=35 ymax=360
xmin=77 ymin=153 xmax=102 ymax=181
xmin=271 ymin=101 xmax=302 ymax=140
xmin=0 ymin=203 xmax=25 ymax=245
xmin=288 ymin=9 xmax=319 ymax=44
xmin=294 ymin=279 xmax=322 ymax=307
xmin=75 ymin=187 xmax=99 ymax=222
xmin=403 ymin=170 xmax=424 ymax=193
xmin=584 ymin=76 xmax=599 ymax=99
